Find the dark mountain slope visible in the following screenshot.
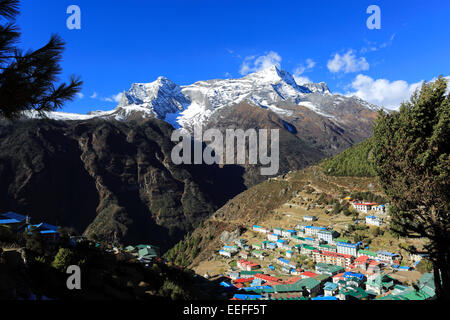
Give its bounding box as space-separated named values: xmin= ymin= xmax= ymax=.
xmin=204 ymin=102 xmax=374 ymax=186
xmin=0 ymin=119 xmax=246 ymax=251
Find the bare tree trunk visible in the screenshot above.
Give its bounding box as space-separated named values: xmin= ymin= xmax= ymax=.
xmin=438 ymin=257 xmax=450 ymax=300
xmin=434 ymin=253 xmax=450 ymax=300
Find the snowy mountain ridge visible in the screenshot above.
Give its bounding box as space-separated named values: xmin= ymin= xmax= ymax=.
xmin=28 ymin=66 xmax=380 ymax=130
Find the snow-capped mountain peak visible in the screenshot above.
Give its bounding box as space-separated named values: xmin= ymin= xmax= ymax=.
xmin=116 ymin=76 xmax=190 ymax=120
xmin=30 ymin=66 xmax=380 ymax=130
xmin=302 ymin=82 xmax=331 ymax=94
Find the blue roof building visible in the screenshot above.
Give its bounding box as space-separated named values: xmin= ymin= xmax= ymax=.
xmin=399 ymin=266 xmax=411 ymax=271
xmin=336 ymin=241 xmax=362 ymax=248
xmin=378 ymin=250 xmax=398 ymax=256
xmin=233 ymin=294 xmax=263 ymax=300
xmin=242 ymin=286 xmax=271 ymax=293
xmin=251 ymin=278 xmax=263 ymax=287
xmin=267 ymin=242 xmax=277 ymax=249
xmin=311 ymin=296 xmax=339 ymax=300
xmin=305 ymin=226 xmax=326 ymax=230
xmin=25 ymin=223 xmax=59 ymax=235
xmin=324 ymin=282 xmax=339 ymax=291
xmin=343 ymin=272 xmax=365 ymax=281
xmin=278 ymin=257 xmax=290 ymax=264
xmin=0 ymin=212 xmax=27 ymax=225
xmin=220 ymin=281 xmax=233 ymax=288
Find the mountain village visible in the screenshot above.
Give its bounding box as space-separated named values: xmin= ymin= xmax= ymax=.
xmin=0 ymin=167 xmax=436 ymax=301
xmin=212 ymin=198 xmax=435 ymax=301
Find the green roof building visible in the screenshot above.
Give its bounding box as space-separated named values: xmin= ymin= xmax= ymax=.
xmin=393 ymin=273 xmax=436 ymax=300
xmin=138 ymin=247 xmax=158 ymax=260
xmin=315 ymin=274 xmax=331 ymax=283
xmin=315 ymin=262 xmax=345 ymax=276
xmin=240 ymin=271 xmax=264 ymax=276
xmin=319 ymin=244 xmax=337 ymax=252
xmin=357 ymin=249 xmax=378 ymax=258
xmin=136 ymin=244 xmax=160 ymax=255
xmin=366 ymin=274 xmax=395 ymax=295
xmin=271 ymin=278 xmax=321 ymax=295
xmin=340 ymin=287 xmax=369 ymax=300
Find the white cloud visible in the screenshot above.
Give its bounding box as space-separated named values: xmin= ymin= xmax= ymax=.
xmin=360 ymin=34 xmax=396 ymax=53
xmin=239 ymin=51 xmax=282 ymax=75
xmin=345 ymin=74 xmax=450 ymax=110
xmin=90 ymin=92 xmax=98 ymax=99
xmin=327 ymin=50 xmax=369 ymax=73
xmin=296 ymin=58 xmax=316 ymax=73
xmin=103 ymin=92 xmax=123 ymax=103
xmin=293 ymin=76 xmax=312 ymax=85
xmin=76 ymin=92 xmax=84 ymax=99
xmin=293 ymin=58 xmax=316 ymax=84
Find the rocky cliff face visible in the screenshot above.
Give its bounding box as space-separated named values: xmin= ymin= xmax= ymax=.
xmin=0 ymin=119 xmax=246 ymax=251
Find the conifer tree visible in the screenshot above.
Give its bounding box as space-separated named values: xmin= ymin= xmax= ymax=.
xmin=0 ymin=0 xmax=82 ymax=119
xmin=373 ymin=76 xmax=450 ymax=300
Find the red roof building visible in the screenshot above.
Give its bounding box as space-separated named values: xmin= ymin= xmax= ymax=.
xmin=233 ymin=277 xmax=254 ymax=284
xmin=281 ymin=276 xmax=303 ymax=284
xmin=300 ymin=271 xmax=318 ymax=279
xmin=352 ymin=202 xmax=377 ymax=206
xmin=313 ymin=250 xmax=354 ymax=268
xmin=237 ymin=259 xmax=260 ymax=271
xmin=254 ymin=274 xmax=281 ymax=284
xmin=332 ymin=272 xmax=345 ymax=283
xmin=354 ymin=256 xmax=370 ymax=264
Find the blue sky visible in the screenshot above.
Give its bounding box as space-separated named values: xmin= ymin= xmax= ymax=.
xmin=17 ymin=0 xmax=450 ymax=112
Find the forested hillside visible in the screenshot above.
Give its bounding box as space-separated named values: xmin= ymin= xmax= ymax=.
xmin=320 ymin=138 xmax=376 ymax=177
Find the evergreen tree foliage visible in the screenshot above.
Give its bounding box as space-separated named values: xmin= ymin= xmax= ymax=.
xmin=52 ymin=247 xmax=75 ymax=271
xmin=373 ymin=76 xmax=450 ymax=300
xmin=321 ymin=138 xmax=377 ymax=177
xmin=0 ymin=0 xmax=82 ymax=119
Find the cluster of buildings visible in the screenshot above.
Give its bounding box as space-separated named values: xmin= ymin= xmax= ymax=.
xmin=0 ymin=211 xmax=162 ymax=268
xmin=350 ymin=202 xmax=387 ymax=227
xmin=124 ymin=244 xmax=160 ymax=264
xmin=351 ymin=202 xmax=386 ymax=214
xmin=221 ymin=267 xmax=436 ymax=301
xmin=216 ymin=214 xmax=432 ymax=300
xmin=0 ymin=212 xmax=59 ymax=238
xmin=249 ymin=223 xmax=404 ymax=270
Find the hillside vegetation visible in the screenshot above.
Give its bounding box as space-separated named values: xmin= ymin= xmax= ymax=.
xmin=164 ymin=165 xmax=387 ymax=271
xmin=320 ymin=138 xmax=377 ymax=177
xmin=0 ymin=229 xmax=209 ymax=300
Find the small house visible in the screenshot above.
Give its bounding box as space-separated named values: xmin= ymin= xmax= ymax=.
xmin=323 ymin=282 xmax=339 ymax=296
